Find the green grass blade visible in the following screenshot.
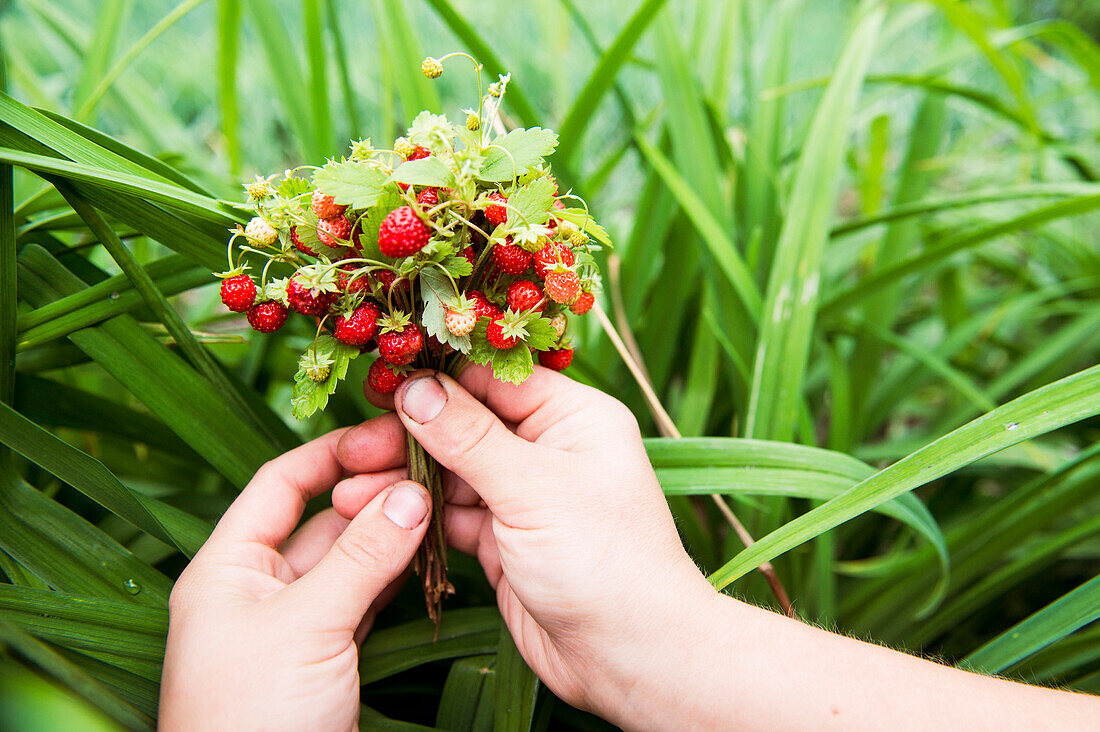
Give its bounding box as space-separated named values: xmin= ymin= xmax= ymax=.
xmin=0 ymin=618 xmax=153 ymax=730
xmin=632 ymin=134 xmax=761 ymax=318
xmin=436 ymin=655 xmax=495 ymax=731
xmin=217 ymin=0 xmax=241 ymax=175
xmin=324 ymin=0 xmax=361 ymax=139
xmin=710 ymin=364 xmax=1100 ymax=589
xmin=75 ymin=0 xmax=211 ymax=122
xmin=0 ymin=470 xmax=172 ymax=605
xmin=303 ymin=0 xmax=335 ymax=156
xmin=243 ymin=0 xmax=316 ymax=159
xmin=555 ymin=0 xmax=670 ymax=164
xmin=744 ymin=1 xmax=885 ymax=441
xmin=0 ymin=401 xmax=210 ymax=555
xmin=963 ymin=574 xmax=1100 ymax=674
xmin=359 ymin=607 xmax=500 ymax=685
xmin=493 ymin=626 xmax=538 ymax=732
xmin=821 ymin=192 xmax=1100 ymax=317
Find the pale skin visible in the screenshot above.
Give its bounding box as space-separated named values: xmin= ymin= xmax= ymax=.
xmin=161 ymin=365 xmax=1100 ymax=731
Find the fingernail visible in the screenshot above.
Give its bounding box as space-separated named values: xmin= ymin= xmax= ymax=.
xmin=383 ymin=483 xmax=429 ymax=529
xmin=400 ymin=375 xmax=447 ymax=423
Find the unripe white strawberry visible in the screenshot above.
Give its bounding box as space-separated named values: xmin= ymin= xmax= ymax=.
xmin=445 ymin=307 xmax=477 ymax=337
xmin=244 ymin=216 xmax=278 ymax=246
xmin=549 ymin=312 xmax=567 ymax=340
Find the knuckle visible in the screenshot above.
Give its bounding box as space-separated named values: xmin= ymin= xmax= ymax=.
xmin=335 ymin=530 xmax=396 ymax=570
xmin=450 ymin=410 xmax=501 ymax=464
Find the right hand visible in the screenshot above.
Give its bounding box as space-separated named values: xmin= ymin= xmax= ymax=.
xmin=334 ymin=365 xmax=718 ymax=717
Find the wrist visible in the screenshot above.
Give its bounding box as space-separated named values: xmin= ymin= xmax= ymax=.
xmin=584 ymin=566 xmax=752 ymax=730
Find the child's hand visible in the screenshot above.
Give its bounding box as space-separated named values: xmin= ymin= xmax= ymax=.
xmin=159 ymin=429 xmax=432 ymax=731
xmin=336 ymin=366 xmax=718 ymax=721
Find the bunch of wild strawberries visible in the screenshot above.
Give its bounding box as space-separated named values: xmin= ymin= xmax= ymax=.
xmin=215 ymin=55 xmax=607 ymax=419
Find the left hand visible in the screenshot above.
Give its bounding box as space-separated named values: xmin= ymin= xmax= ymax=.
xmin=159 ymin=423 xmax=430 ymax=732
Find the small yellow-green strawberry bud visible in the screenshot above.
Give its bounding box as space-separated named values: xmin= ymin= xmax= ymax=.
xmin=394 ymin=137 xmax=414 ymax=158
xmin=466 ymin=113 xmax=480 ymax=131
xmin=569 ymin=231 xmax=587 ymax=247
xmin=244 ymin=216 xmax=278 ymax=246
xmin=307 ymin=364 xmax=331 ymax=383
xmin=349 ymin=138 xmax=374 ymax=161
xmin=245 ymin=176 xmax=271 ymax=201
xmin=421 ymin=57 xmax=443 ymax=79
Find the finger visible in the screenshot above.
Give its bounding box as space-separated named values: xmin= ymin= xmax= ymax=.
xmin=336 ymin=412 xmax=407 ymax=474
xmin=354 ymin=568 xmax=411 ymax=645
xmin=279 ymin=509 xmax=349 ymax=578
xmin=394 ymin=372 xmax=563 ymax=523
xmin=443 ymin=504 xmax=487 ymax=555
xmin=286 ymin=481 xmax=430 ymax=630
xmin=455 ymin=363 xmax=610 ymax=444
xmin=331 ymin=468 xmax=408 ymax=520
xmin=211 ymin=428 xmax=350 ymax=548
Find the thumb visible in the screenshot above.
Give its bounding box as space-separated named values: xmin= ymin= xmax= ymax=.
xmin=288 ymin=481 xmax=430 ymax=629
xmin=394 ymin=372 xmax=554 ymax=519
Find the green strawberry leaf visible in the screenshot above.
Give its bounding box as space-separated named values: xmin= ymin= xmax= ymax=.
xmin=313 ymin=160 xmax=388 ymax=209
xmin=506 ymin=177 xmax=556 ymax=227
xmin=391 ymin=156 xmax=452 ymax=187
xmin=479 ymin=128 xmax=559 ymax=183
xmin=419 ymin=266 xmax=471 ymax=353
xmin=522 ymin=315 xmax=558 ymax=351
xmin=491 ymin=343 xmax=534 ymax=384
xmin=440 ymin=254 xmax=473 ymax=278
xmin=467 ymin=320 xmax=496 ymax=366
xmin=277 ymin=176 xmax=312 ymax=199
xmin=290 ymin=336 xmax=360 ymax=419
xmin=407 ymin=111 xmax=455 ymax=154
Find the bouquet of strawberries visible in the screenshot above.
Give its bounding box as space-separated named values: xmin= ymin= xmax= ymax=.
xmin=214 ymin=54 xmax=608 ymax=621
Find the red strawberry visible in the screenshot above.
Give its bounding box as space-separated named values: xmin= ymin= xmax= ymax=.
xmin=338 ymin=267 xmax=371 ymax=295
xmin=311 ymin=190 xmax=347 ymax=219
xmin=445 ymin=307 xmax=477 ymax=336
xmin=290 ymin=226 xmax=315 ymax=256
xmin=461 ymin=245 xmax=477 ymax=266
xmin=533 ymin=240 xmax=575 ymax=279
xmin=287 ymin=277 xmax=336 ymax=316
xmin=246 ymin=301 xmax=287 ymax=332
xmin=538 ymin=347 xmax=573 ymax=371
xmin=416 ymin=188 xmax=439 ymax=207
xmin=378 ymin=206 xmax=431 ymax=258
xmin=485 ymin=192 xmax=508 ymax=226
xmin=408 ymin=145 xmax=432 ymax=160
xmin=487 ymin=317 xmax=518 ymax=349
xmin=570 ymin=291 xmax=595 ymax=315
xmin=367 ymin=359 xmax=407 ymax=394
xmin=378 ymin=324 xmax=423 ymax=366
xmin=317 ymin=216 xmax=352 ymax=247
xmin=220 ymin=274 xmax=256 ymax=313
xmin=544 ymin=270 xmax=581 ymax=305
xmin=374 ymin=270 xmax=411 ymax=296
xmin=333 ymin=303 xmax=381 ymax=346
xmin=468 ymin=290 xmax=501 ymax=320
xmin=492 ymin=238 xmax=532 ymax=275
xmin=506 ymin=280 xmax=545 ymax=313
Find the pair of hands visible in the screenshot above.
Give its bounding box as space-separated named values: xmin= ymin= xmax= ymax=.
xmin=160 ymin=365 xmax=713 ymax=730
